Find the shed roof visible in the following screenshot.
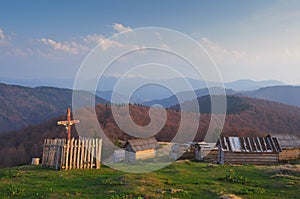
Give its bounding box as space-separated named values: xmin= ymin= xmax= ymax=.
xmin=219 ymin=136 xmax=281 ymax=153
xmin=125 ymin=137 xmax=160 ymax=152
xmin=274 ymin=134 xmax=300 ymax=149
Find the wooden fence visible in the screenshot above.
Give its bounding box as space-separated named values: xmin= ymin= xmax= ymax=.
xmin=42 ymin=138 xmax=102 ymax=170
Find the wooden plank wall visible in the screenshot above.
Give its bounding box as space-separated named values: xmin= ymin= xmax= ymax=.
xmin=42 ymin=138 xmax=102 ymax=170
xmin=279 ymin=149 xmax=300 ymax=161
xmin=222 ymin=151 xmax=278 ymax=165
xmin=136 ymin=149 xmax=156 ymax=160
xmin=203 ymin=149 xmax=218 ymax=163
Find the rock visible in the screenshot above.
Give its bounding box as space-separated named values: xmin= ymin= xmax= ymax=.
xmin=156 ymin=190 xmax=166 ymax=194
xmin=220 ymin=194 xmax=243 ymax=199
xmin=169 ymin=188 xmax=183 ymax=194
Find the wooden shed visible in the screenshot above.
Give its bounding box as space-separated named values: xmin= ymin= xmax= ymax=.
xmin=274 ymin=135 xmax=300 ymax=161
xmin=125 ymin=137 xmax=161 ymax=163
xmin=218 ymin=136 xmax=281 ymax=165
xmin=196 ymin=142 xmax=218 ymax=163
xmin=169 ymin=143 xmax=194 ymax=160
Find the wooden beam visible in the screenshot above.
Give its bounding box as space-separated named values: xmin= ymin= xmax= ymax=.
xmin=247 ymin=137 xmax=253 ymax=152
xmin=252 ymin=137 xmax=258 ymax=152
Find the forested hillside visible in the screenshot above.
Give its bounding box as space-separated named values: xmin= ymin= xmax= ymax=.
xmin=0 ymin=83 xmax=107 ymax=133
xmin=1 ymin=95 xmax=300 ymax=168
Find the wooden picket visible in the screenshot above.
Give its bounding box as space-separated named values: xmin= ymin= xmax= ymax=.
xmin=42 ymin=138 xmax=102 ymax=170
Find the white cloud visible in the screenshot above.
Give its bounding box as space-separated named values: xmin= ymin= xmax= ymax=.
xmin=83 ymin=34 xmax=124 ymax=50
xmin=112 ymin=23 xmax=132 ymax=33
xmin=40 ymin=38 xmax=89 ymax=54
xmin=0 ymin=27 xmax=10 ymax=46
xmin=0 ymin=27 xmax=5 ymax=40
xmin=200 ymin=37 xmax=228 ymax=54
xmin=199 ymin=37 xmax=249 ymax=64
xmin=104 ymin=72 xmax=146 ymax=79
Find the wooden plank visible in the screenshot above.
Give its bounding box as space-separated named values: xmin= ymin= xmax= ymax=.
xmin=223 ymin=137 xmax=229 ymax=151
xmin=55 ymin=145 xmax=60 ymax=170
xmin=84 ymin=138 xmax=88 ymax=169
xmin=266 ymin=137 xmax=274 ymax=151
xmin=42 ymin=139 xmax=47 ymax=165
xmin=91 ymin=139 xmax=95 ymax=169
xmin=76 ymin=139 xmax=80 ymax=169
xmin=60 ymin=140 xmax=66 ymax=169
xmin=256 ymin=137 xmax=263 ymax=152
xmin=247 ymin=137 xmax=253 ymax=152
xmin=271 ymin=137 xmax=281 ymax=152
xmin=70 ymin=138 xmax=74 ymax=169
xmin=262 ymin=137 xmax=268 ymax=152
xmin=96 ymin=139 xmax=101 ymax=169
xmin=90 ymin=139 xmax=94 ymax=168
xmin=73 ymin=139 xmax=77 ymax=169
xmin=242 ymin=137 xmax=247 ymax=152
xmin=80 ymin=139 xmax=85 ymax=169
xmin=88 ymin=139 xmax=92 ymax=169
xmin=252 ymin=137 xmax=258 ymax=151
xmin=42 ymin=139 xmax=46 ymax=166
xmin=65 ymin=139 xmax=70 ymax=170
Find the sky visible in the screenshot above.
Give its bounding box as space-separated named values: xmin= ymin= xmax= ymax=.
xmin=0 ymin=0 xmax=300 ymax=84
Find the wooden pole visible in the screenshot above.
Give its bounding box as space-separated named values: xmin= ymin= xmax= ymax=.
xmin=67 ymin=108 xmax=71 ymax=140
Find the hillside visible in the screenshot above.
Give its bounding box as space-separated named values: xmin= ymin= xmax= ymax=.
xmin=241 ymin=85 xmax=300 ymax=107
xmin=224 ymin=79 xmax=285 ymax=91
xmin=0 ymin=162 xmax=299 ymax=198
xmin=0 ymin=83 xmax=107 ymax=133
xmin=1 ymin=95 xmax=300 ymax=168
xmin=143 ymin=87 xmax=236 ymax=108
xmin=143 ymin=85 xmax=300 ymax=109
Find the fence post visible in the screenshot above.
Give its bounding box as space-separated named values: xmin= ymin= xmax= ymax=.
xmin=60 ymin=139 xmax=66 ymax=170
xmin=80 ymin=138 xmax=85 ymax=169
xmin=65 ymin=139 xmax=70 ymax=170
xmin=76 ymin=139 xmax=80 ymax=169
xmin=96 ymin=139 xmax=102 ymax=169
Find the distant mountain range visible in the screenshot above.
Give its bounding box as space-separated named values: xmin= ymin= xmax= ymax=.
xmin=0 ymin=83 xmax=107 ymax=133
xmin=144 ymin=85 xmax=300 ymax=108
xmin=240 ymin=86 xmax=300 ymax=108
xmin=224 ymin=79 xmax=285 ymax=91
xmin=0 ymin=76 xmax=286 ymax=100
xmin=143 ymin=87 xmax=236 ymax=107
xmin=0 ymin=79 xmax=297 ymax=134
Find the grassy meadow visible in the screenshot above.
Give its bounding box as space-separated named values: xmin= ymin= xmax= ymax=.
xmin=0 ymin=160 xmax=299 ymax=199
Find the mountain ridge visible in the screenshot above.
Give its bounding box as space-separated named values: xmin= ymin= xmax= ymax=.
xmin=0 ymin=82 xmax=107 ymax=133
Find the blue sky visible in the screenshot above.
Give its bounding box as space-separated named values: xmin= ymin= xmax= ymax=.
xmin=0 ymin=0 xmax=300 ymax=84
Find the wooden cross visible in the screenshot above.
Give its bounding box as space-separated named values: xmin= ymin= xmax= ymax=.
xmin=57 ymin=108 xmax=80 ymax=140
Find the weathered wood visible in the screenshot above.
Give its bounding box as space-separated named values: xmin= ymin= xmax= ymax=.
xmin=247 ymin=137 xmax=253 ymax=152
xmin=42 ymin=138 xmax=102 ymax=170
xmin=96 ymin=139 xmax=102 ymax=169
xmin=222 ymin=151 xmax=279 ymax=164
xmin=65 ymin=140 xmax=69 ymax=170
xmin=91 ymin=139 xmax=95 ymax=169
xmin=80 ymin=139 xmax=85 ymax=169
xmin=76 ymin=140 xmax=81 ymax=168
xmin=87 ymin=139 xmax=91 ymax=169
xmin=279 ymin=149 xmax=300 ymax=161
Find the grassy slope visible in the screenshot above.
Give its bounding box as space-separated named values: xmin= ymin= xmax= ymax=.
xmin=0 ymin=161 xmax=300 ymax=199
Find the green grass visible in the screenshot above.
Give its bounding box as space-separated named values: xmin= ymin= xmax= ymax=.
xmin=0 ymin=161 xmax=299 ymax=198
